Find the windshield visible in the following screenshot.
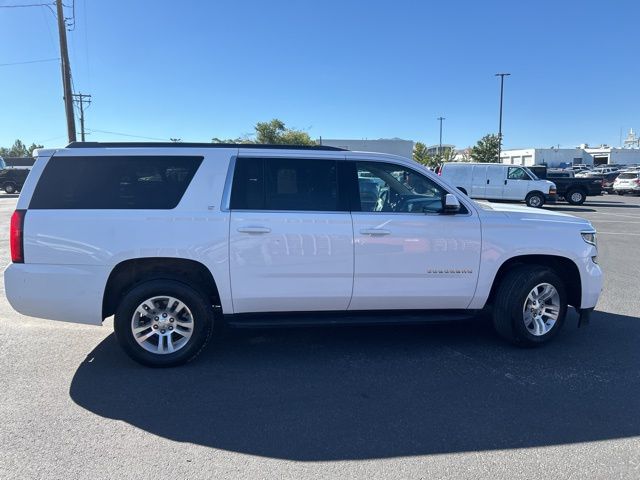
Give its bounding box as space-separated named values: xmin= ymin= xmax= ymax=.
xmin=0 ymin=157 xmax=5 ymax=170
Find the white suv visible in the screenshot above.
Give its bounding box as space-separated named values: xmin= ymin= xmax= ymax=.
xmin=4 ymin=143 xmax=603 ymax=366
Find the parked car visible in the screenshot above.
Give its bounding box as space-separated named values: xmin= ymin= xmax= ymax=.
xmin=0 ymin=168 xmax=29 ymax=194
xmin=440 ymin=163 xmax=556 ymax=207
xmin=570 ymin=165 xmax=591 ymax=173
xmin=527 ymin=165 xmax=603 ymax=205
xmin=601 ymin=172 xmax=621 ymax=193
xmin=4 ymin=142 xmax=602 ymax=367
xmin=613 ymin=171 xmax=640 ymax=195
xmin=577 ymin=166 xmax=619 ymax=177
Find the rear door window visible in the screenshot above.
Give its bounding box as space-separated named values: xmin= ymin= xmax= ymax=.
xmin=30 ymin=156 xmax=202 ymax=209
xmin=230 ymin=157 xmax=346 ymax=211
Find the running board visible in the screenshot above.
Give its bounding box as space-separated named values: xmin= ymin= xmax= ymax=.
xmin=224 ymin=310 xmax=480 ymax=329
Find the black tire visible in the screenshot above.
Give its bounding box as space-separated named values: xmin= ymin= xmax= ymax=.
xmin=3 ymin=182 xmax=16 ymax=194
xmin=617 ymin=191 xmax=625 ymax=195
xmin=492 ymin=266 xmax=567 ymax=347
xmin=525 ymin=192 xmax=545 ymax=208
xmin=565 ymin=188 xmax=586 ymax=205
xmin=114 ymin=279 xmax=214 ymax=367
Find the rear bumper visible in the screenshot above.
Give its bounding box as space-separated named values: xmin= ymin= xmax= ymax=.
xmin=4 ymin=263 xmax=109 ymax=325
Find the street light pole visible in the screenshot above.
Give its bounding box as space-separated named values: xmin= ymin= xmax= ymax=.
xmin=495 ymin=73 xmax=510 ymax=163
xmin=437 ymin=116 xmax=445 ymax=159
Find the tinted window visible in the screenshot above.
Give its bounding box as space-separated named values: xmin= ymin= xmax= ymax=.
xmin=30 ymin=156 xmax=202 ymax=209
xmin=230 ymin=157 xmax=341 ymax=211
xmin=356 ymin=161 xmax=457 ymax=214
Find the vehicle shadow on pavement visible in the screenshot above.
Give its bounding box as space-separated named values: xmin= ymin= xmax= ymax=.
xmin=546 ymin=206 xmax=597 ymax=213
xmin=70 ymin=310 xmax=640 ymax=460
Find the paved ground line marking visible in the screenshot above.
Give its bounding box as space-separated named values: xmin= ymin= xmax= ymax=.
xmin=598 ymin=231 xmax=640 ymax=236
xmin=590 ymin=211 xmax=640 ymax=220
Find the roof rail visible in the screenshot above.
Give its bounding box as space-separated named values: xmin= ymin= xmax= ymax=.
xmin=65 ymin=141 xmax=346 ymax=151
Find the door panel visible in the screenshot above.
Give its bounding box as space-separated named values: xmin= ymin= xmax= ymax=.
xmin=470 ymin=165 xmax=487 ymax=197
xmin=505 ymin=166 xmax=532 ymax=200
xmin=485 ymin=166 xmax=505 ymax=198
xmin=229 ymin=212 xmax=354 ymax=313
xmin=351 ymin=213 xmax=481 ymax=310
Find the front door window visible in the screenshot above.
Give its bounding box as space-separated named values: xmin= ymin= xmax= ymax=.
xmin=356 ymin=162 xmax=452 ymax=214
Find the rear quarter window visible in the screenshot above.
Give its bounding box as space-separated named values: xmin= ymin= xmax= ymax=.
xmin=29 ymin=156 xmax=203 ymax=209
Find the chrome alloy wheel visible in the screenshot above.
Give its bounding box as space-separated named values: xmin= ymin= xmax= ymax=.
xmin=131 ymin=296 xmax=194 ymax=354
xmin=570 ymin=191 xmax=584 ymax=203
xmin=522 ymin=283 xmax=561 ymax=336
xmin=528 ymin=195 xmax=542 ymax=207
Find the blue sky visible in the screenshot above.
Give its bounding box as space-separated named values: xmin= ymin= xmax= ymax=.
xmin=0 ymin=0 xmax=638 ymax=150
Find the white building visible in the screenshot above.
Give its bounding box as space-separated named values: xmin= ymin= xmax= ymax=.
xmin=501 ymin=148 xmax=586 ymax=167
xmin=320 ymin=138 xmax=414 ymax=158
xmin=502 ymin=130 xmax=640 ymax=167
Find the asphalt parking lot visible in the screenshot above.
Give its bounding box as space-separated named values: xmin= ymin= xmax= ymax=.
xmin=1 ymin=194 xmax=639 ymax=480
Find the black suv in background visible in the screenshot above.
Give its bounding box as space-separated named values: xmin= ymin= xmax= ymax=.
xmin=0 ymin=168 xmax=29 ymax=194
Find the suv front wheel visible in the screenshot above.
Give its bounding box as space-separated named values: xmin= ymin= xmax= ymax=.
xmin=114 ymin=279 xmax=214 ymax=367
xmin=492 ymin=266 xmax=567 ymax=346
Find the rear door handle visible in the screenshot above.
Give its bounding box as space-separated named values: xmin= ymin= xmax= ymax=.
xmin=360 ymin=228 xmax=391 ymax=236
xmin=486 ymin=179 xmax=490 ymax=184
xmin=237 ymin=226 xmax=271 ymax=234
xmin=504 ymin=179 xmax=508 ymax=185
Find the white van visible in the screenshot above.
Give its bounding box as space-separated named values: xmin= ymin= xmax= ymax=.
xmin=440 ymin=163 xmax=557 ymax=208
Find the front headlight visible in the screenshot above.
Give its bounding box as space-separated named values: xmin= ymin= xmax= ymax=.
xmin=581 ymin=231 xmax=597 ymax=247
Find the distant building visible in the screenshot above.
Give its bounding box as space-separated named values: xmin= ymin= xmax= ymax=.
xmin=501 ymin=140 xmax=640 ymax=168
xmin=320 ymin=138 xmax=414 ymax=158
xmin=623 ymin=128 xmax=639 ymax=149
xmin=426 ymin=144 xmax=455 ymax=157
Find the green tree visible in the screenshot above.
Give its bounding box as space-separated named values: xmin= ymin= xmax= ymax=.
xmin=27 ymin=143 xmax=44 ymax=156
xmin=470 ymin=134 xmax=500 ymax=163
xmin=0 ymin=139 xmax=43 ymax=157
xmin=212 ymin=118 xmax=315 ymax=146
xmin=412 ymin=142 xmax=436 ymax=168
xmin=254 ymin=119 xmax=315 ymax=145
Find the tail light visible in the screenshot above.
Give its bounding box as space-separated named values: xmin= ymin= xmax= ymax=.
xmin=10 ymin=209 xmax=26 ymax=263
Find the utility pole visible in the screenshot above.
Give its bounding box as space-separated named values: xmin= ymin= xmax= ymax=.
xmin=495 ymin=73 xmax=511 ymax=163
xmin=437 ymin=116 xmax=445 ymax=159
xmin=72 ymin=93 xmax=91 ymax=141
xmin=56 ymin=0 xmax=76 ymax=143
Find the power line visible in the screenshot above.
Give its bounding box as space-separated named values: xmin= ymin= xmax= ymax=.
xmin=0 ymin=57 xmax=59 ymax=67
xmin=86 ymin=129 xmax=170 ymax=142
xmin=0 ymin=3 xmax=55 ymax=8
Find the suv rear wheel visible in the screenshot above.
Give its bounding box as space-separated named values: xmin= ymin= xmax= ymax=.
xmin=3 ymin=182 xmax=17 ymax=194
xmin=492 ymin=266 xmax=567 ymax=347
xmin=114 ymin=279 xmax=214 ymax=367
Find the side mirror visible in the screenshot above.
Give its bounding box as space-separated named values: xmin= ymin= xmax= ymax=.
xmin=443 ymin=193 xmax=461 ymax=214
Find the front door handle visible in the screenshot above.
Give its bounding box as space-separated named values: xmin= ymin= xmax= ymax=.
xmin=237 ymin=226 xmax=271 ymax=234
xmin=486 ymin=179 xmax=490 ymax=184
xmin=360 ymin=228 xmax=391 ymax=236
